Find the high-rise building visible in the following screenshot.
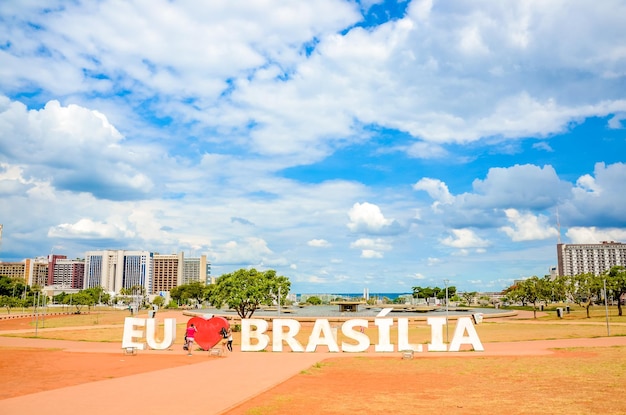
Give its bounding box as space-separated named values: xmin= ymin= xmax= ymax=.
xmin=26 ymin=257 xmax=49 ymax=286
xmin=182 ymin=255 xmax=210 ymax=285
xmin=84 ymin=250 xmax=154 ymax=295
xmin=52 ymin=258 xmax=85 ymax=289
xmin=0 ymin=261 xmax=26 ymax=281
xmin=152 ymin=253 xmax=211 ymax=294
xmin=47 ymin=254 xmax=67 ymax=286
xmin=153 ymin=253 xmax=183 ymax=294
xmin=557 ymin=241 xmax=626 ymax=276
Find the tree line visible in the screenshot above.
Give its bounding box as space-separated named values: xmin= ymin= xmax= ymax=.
xmin=1 ymin=268 xmax=289 ymax=318
xmin=503 ymin=266 xmax=626 ymax=318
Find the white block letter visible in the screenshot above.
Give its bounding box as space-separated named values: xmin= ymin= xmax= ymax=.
xmin=449 ymin=317 xmax=484 ymax=352
xmin=397 ymin=317 xmax=422 ymax=352
xmin=306 ymin=319 xmax=339 ymax=352
xmin=241 ymin=319 xmax=269 ymax=352
xmin=122 ymin=317 xmax=146 ymax=350
xmin=272 ymin=319 xmax=304 ymax=352
xmin=146 ymin=318 xmax=176 ymax=350
xmin=427 ymin=317 xmax=447 ymax=352
xmin=374 ymin=318 xmax=394 ymax=352
xmin=341 ymin=319 xmax=369 ymax=352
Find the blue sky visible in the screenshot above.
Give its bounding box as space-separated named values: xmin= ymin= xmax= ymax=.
xmin=1 ymin=0 xmax=625 ymax=294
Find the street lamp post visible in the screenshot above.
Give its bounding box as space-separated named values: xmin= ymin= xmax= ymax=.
xmin=444 ymin=279 xmax=449 ymax=343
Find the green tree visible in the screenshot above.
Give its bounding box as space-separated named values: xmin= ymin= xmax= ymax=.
xmin=170 ymin=282 xmax=208 ymax=306
xmin=550 ymin=275 xmax=568 ymax=303
xmin=438 ymin=286 xmax=457 ymax=301
xmin=305 ymin=296 xmax=322 ymax=305
xmin=63 ymin=291 xmax=94 ymax=313
xmin=511 ymin=276 xmax=552 ymax=319
xmin=152 ymin=295 xmax=165 ymax=307
xmin=605 ymin=266 xmax=626 ymax=316
xmin=566 ymin=273 xmax=602 ymax=318
xmin=412 ymin=286 xmax=434 ymax=301
xmin=206 ymin=268 xmax=290 ymax=318
xmin=0 ymin=276 xmax=26 ymax=297
xmin=0 ymin=295 xmax=21 ymax=313
xmin=462 ymin=291 xmax=477 ymax=305
xmin=82 ymin=286 xmax=110 ymax=308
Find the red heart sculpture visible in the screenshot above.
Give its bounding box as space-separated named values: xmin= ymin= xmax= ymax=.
xmin=187 ymin=316 xmax=229 ymax=351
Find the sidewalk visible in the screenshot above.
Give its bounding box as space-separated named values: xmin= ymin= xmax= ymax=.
xmin=0 ymin=337 xmax=327 ymax=415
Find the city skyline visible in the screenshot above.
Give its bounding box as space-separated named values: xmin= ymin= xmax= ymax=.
xmin=1 ymin=1 xmax=625 ymax=293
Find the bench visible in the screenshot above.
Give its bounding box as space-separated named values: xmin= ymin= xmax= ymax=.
xmin=209 ymin=348 xmax=223 ymax=357
xmin=123 ymin=347 xmax=137 ymax=356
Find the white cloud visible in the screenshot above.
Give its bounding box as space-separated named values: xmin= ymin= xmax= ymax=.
xmin=499 ymin=209 xmax=559 ymax=242
xmin=427 ymin=257 xmax=441 ymax=266
xmin=308 ymin=239 xmax=331 ymax=248
xmin=413 ymin=178 xmax=454 ymax=205
xmin=350 ymin=238 xmax=391 ymax=259
xmin=48 ymin=218 xmax=133 ymax=240
xmin=608 ymin=113 xmax=625 ymax=129
xmin=565 ymin=227 xmax=626 ymax=244
xmin=361 ymin=249 xmax=383 ymax=259
xmin=468 ymin=164 xmax=567 ymax=210
xmin=347 ymin=202 xmax=401 ymax=234
xmin=0 ymin=98 xmax=155 ymax=200
xmin=441 ymin=229 xmax=490 ymax=249
xmin=212 ymin=237 xmax=273 ymax=265
xmin=562 ymin=162 xmax=626 ymax=227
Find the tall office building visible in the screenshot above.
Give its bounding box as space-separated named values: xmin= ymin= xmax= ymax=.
xmin=84 ymin=250 xmax=154 ymax=295
xmin=557 ymin=241 xmax=626 ymax=277
xmin=47 ymin=254 xmax=67 ymax=286
xmin=0 ymin=261 xmax=26 ymax=281
xmin=25 ymin=257 xmax=49 ymax=286
xmin=182 ymin=255 xmax=210 ymax=285
xmin=152 ymin=253 xmax=211 ymax=294
xmin=52 ymin=258 xmax=85 ymax=289
xmin=153 ymin=252 xmax=183 ymax=295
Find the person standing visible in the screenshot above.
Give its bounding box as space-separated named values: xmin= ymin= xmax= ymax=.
xmin=226 ymin=327 xmax=233 ymax=352
xmin=220 ymin=326 xmax=228 ymax=354
xmin=185 ymin=323 xmax=198 ymax=356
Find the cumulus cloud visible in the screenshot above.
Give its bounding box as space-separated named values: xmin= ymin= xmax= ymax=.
xmin=350 ymin=238 xmax=392 ymax=258
xmin=468 ymin=164 xmax=567 ymax=210
xmin=48 ymin=218 xmax=134 ymax=240
xmin=565 ymin=227 xmax=626 ymax=244
xmin=499 ymin=209 xmax=559 ymax=242
xmin=212 ymin=237 xmax=274 ymax=265
xmin=347 ymin=202 xmax=402 ymax=234
xmin=415 ymin=164 xmax=570 ymax=228
xmin=308 ymin=239 xmax=331 ymax=247
xmin=413 ymin=178 xmax=454 ymax=203
xmin=441 ymin=229 xmax=490 ymax=249
xmin=561 ymin=162 xmax=626 ymax=227
xmin=0 ymin=98 xmax=155 ymax=200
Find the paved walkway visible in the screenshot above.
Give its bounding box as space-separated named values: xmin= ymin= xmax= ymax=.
xmin=2 ymin=311 xmax=626 ymax=415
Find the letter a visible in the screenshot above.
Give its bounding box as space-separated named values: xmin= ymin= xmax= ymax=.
xmin=449 ymin=317 xmax=484 ymax=352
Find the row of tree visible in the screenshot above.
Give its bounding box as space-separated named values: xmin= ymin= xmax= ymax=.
xmin=170 ymin=268 xmax=290 ymax=318
xmin=1 ymin=268 xmax=289 ymax=317
xmin=412 ymin=285 xmax=458 ymax=302
xmin=504 ymin=266 xmax=626 ymax=318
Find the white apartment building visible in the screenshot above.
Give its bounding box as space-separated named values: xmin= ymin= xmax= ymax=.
xmin=182 ymin=255 xmax=210 ymax=285
xmin=557 ymin=241 xmax=626 ymax=277
xmin=84 ymin=250 xmax=154 ymax=295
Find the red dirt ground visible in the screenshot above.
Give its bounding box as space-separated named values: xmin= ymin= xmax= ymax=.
xmin=2 ymin=312 xmax=626 ymax=415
